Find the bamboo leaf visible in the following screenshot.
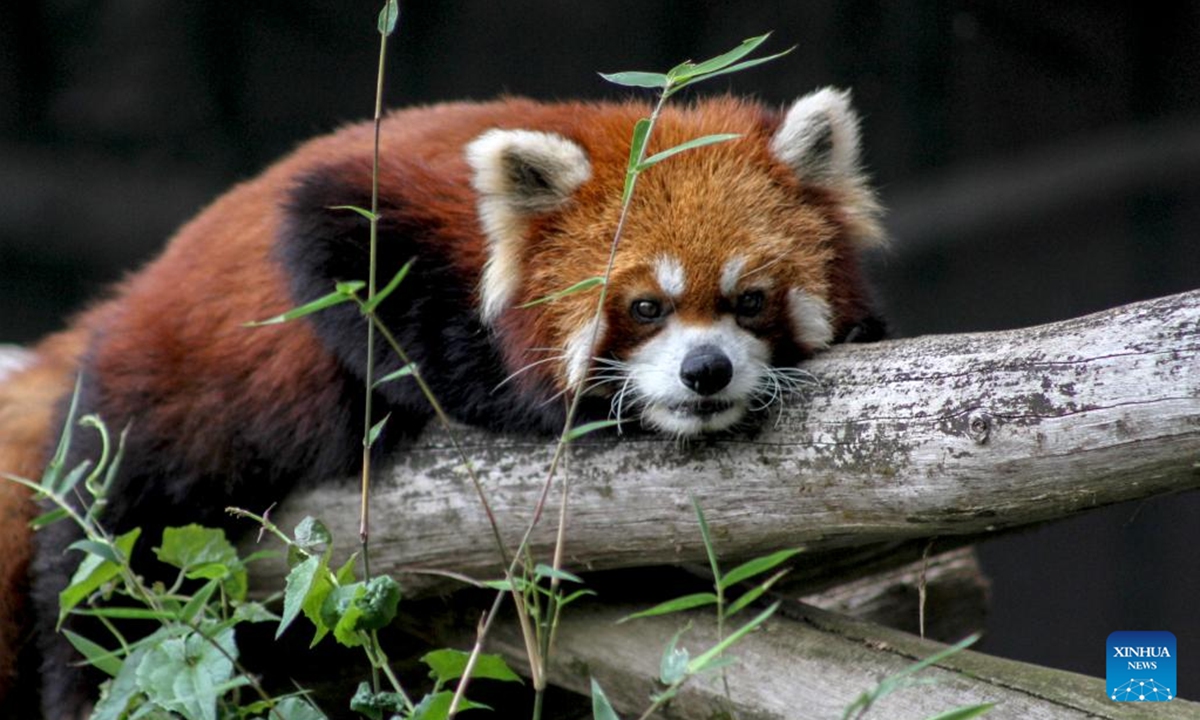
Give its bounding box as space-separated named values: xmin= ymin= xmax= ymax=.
xmin=519 ymin=276 xmax=605 ymax=309
xmin=363 ymin=258 xmax=415 ymax=313
xmin=244 ymin=289 xmax=354 ymax=326
xmin=376 ymin=0 xmax=399 ymax=36
xmin=566 ymin=419 xmax=623 ymax=441
xmin=617 ymin=593 xmax=718 ymax=623
xmin=669 ymin=33 xmax=772 ymax=81
xmin=691 ymin=497 xmax=722 ymax=586
xmin=725 ymin=568 xmax=789 ymax=617
xmin=637 ymin=133 xmax=741 ymax=170
xmin=590 ymin=678 xmax=622 ymax=720
xmin=598 ymin=71 xmax=669 ymax=89
xmin=372 ymin=363 xmax=415 ymax=389
xmin=329 ymin=204 xmax=378 ymax=222
xmin=719 ymin=547 xmax=802 ymax=590
xmin=687 ymin=601 xmax=779 ymax=674
xmin=367 ymin=413 xmax=391 ymax=448
xmin=533 ymin=564 xmax=584 ymax=584
xmin=62 ymin=629 xmax=123 ymax=677
xmin=673 ymin=49 xmax=795 ymax=90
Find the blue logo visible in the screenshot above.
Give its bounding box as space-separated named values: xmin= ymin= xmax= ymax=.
xmin=1107 ymin=631 xmax=1176 ymax=702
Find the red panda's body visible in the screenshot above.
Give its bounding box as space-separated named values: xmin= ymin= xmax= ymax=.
xmin=0 ymin=94 xmax=885 ymax=718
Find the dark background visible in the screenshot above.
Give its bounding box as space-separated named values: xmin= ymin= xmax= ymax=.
xmin=2 ymin=0 xmax=1198 ymax=699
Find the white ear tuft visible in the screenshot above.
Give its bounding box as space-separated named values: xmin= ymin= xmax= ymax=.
xmin=772 ymin=88 xmax=886 ymax=247
xmin=466 ymin=129 xmax=592 ymax=324
xmin=770 ymin=87 xmax=862 ymax=182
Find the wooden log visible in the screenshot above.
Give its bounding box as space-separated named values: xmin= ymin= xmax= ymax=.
xmin=257 ymin=289 xmax=1200 ymax=594
xmin=484 ymin=601 xmax=1200 ymax=720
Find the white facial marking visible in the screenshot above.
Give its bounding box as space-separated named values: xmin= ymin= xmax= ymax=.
xmin=786 ymin=288 xmax=835 ymax=349
xmin=719 ymin=256 xmax=747 ymax=297
xmin=655 ymin=255 xmax=687 ymax=299
xmin=465 ymin=129 xmax=592 ymax=325
xmin=565 ymin=315 xmax=606 ymax=389
xmin=626 ymin=317 xmax=770 ymax=435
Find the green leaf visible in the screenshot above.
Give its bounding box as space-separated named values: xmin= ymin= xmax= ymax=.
xmin=71 ymin=607 xmax=175 ymax=621
xmin=668 ymin=33 xmax=771 ymax=82
xmin=155 ymin=524 xmax=247 ymax=601
xmin=67 ymin=539 xmax=121 ymax=565
xmin=134 ymin=627 xmax=237 ymax=720
xmin=278 ymin=554 xmax=322 ymax=640
xmin=62 ymin=628 xmax=123 ymax=677
xmin=533 ymin=564 xmax=584 ymax=584
xmin=59 ymin=527 xmax=141 ymax=627
xmin=42 ymin=373 xmax=83 ymax=494
xmin=320 ymin=577 xmax=401 ymax=647
xmin=30 ymin=507 xmax=69 ymax=529
xmin=687 ymin=601 xmax=779 ymax=674
xmin=673 ymin=50 xmax=795 ymax=90
xmin=231 ymin=601 xmax=278 ymax=624
xmin=376 ymin=0 xmax=400 ymax=37
xmin=410 ymin=691 xmax=488 ymax=720
xmin=350 ymin=681 xmax=406 ymax=720
xmin=367 ymin=413 xmax=391 ymax=448
xmin=353 ymin=575 xmax=402 ymax=631
xmin=293 ymin=516 xmax=333 ymax=552
xmin=923 ymin=704 xmax=995 ymax=720
xmin=421 ymin=648 xmax=523 ymax=685
xmin=328 ymin=204 xmax=378 ymax=222
xmin=566 ymin=419 xmax=623 ymax=441
xmin=245 ymin=289 xmax=354 ymax=326
xmin=617 ymin=593 xmax=718 ymax=623
xmin=590 ymin=678 xmax=621 ymax=720
xmin=725 ymin=568 xmax=788 ymax=617
xmin=719 ymin=548 xmax=802 ymax=590
xmin=625 ymin=117 xmax=652 ymax=207
xmin=265 ymin=696 xmax=330 ymax=720
xmin=637 ymin=133 xmax=741 ymax=171
xmin=362 ymin=258 xmax=415 ymax=313
xmin=301 ymin=562 xmax=336 ymax=648
xmin=519 ymin=276 xmax=605 ymax=308
xmin=372 ymin=363 xmax=415 ymax=389
xmin=336 ymin=280 xmax=367 ymax=295
xmin=54 ymin=461 xmax=92 ymax=502
xmin=598 ymin=71 xmax=669 ymax=89
xmin=691 ymin=497 xmax=722 ymax=588
xmin=627 ymin=117 xmax=652 ymax=170
xmin=659 ymin=625 xmax=691 ymax=685
xmin=91 ymin=645 xmax=149 ymax=720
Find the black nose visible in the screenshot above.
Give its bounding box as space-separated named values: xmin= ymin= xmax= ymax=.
xmin=679 ymin=344 xmax=733 ymax=396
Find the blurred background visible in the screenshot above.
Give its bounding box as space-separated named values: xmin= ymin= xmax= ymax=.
xmin=2 ymin=0 xmax=1197 ymax=697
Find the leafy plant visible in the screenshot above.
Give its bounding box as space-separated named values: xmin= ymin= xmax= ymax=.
xmin=841 ymin=634 xmax=993 ymax=720
xmin=594 ymin=497 xmax=794 ymax=719
xmin=7 ymin=387 xmax=308 ymax=720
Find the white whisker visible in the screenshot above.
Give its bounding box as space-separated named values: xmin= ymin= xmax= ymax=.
xmin=492 ymin=354 xmax=565 ymax=394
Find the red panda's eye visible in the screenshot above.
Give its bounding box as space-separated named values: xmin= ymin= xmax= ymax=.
xmin=735 ymin=290 xmax=765 ymax=317
xmin=631 ymin=298 xmax=665 ymax=323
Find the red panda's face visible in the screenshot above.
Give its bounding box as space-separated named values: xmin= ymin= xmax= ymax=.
xmin=467 ymin=90 xmax=883 ymax=436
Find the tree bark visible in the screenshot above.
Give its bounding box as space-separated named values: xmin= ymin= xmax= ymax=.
xmin=260 ymin=289 xmax=1200 ymax=595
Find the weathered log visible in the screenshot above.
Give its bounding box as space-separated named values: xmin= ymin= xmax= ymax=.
xmin=259 ymin=289 xmax=1199 ymax=594
xmin=485 ymin=601 xmax=1200 ymax=719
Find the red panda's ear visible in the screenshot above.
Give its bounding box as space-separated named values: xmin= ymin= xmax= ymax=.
xmin=466 ymin=129 xmax=592 ymax=324
xmin=771 ymin=88 xmax=885 ymax=247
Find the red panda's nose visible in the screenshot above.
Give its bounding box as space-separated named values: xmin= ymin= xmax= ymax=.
xmin=680 ymin=344 xmax=733 ymax=396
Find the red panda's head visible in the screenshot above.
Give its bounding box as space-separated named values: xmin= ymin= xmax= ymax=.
xmin=465 ymin=90 xmax=884 ymax=436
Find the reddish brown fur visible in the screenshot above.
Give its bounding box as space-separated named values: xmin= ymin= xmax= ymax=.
xmin=0 ymin=96 xmax=879 ymax=713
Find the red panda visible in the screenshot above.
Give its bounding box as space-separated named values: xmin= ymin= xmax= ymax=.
xmin=0 ymin=90 xmax=885 ymax=717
